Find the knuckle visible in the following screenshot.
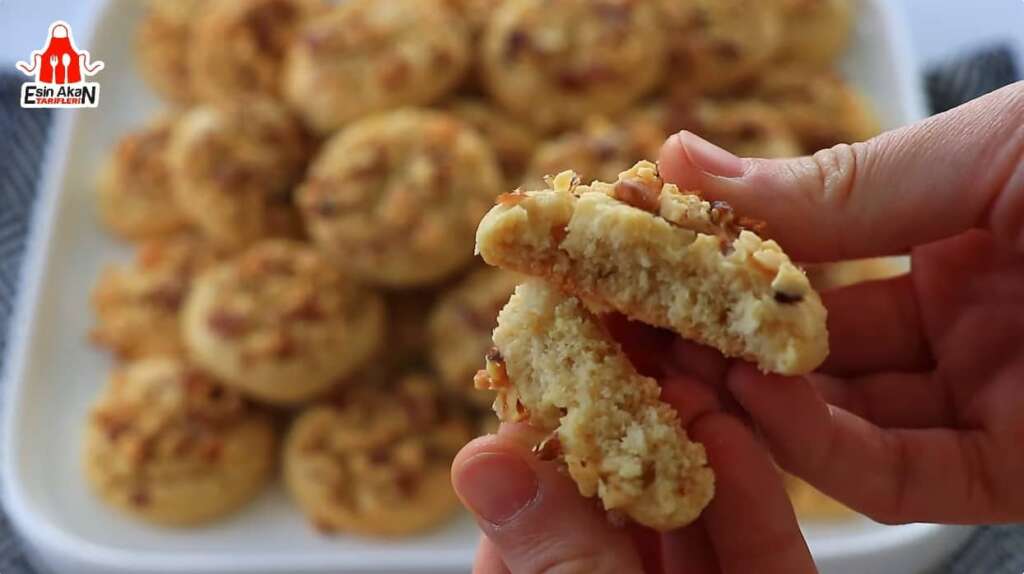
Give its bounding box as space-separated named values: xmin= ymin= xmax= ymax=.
xmin=809 ymin=143 xmax=862 ymax=209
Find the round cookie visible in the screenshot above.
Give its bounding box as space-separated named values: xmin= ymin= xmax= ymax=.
xmin=429 ymin=267 xmax=520 ymax=407
xmin=284 ymin=374 xmax=473 ymax=536
xmin=189 ymin=0 xmax=324 ymax=106
xmin=167 ymin=98 xmax=309 ymax=250
xmin=657 ymin=0 xmax=782 ymax=95
xmin=96 ymin=116 xmax=188 ymax=240
xmin=521 ymin=115 xmax=666 ymax=190
xmin=297 ymin=109 xmax=503 ymax=287
xmin=773 ymin=0 xmax=853 ymax=69
xmin=446 ymin=99 xmax=540 ymax=189
xmin=754 ymin=69 xmax=880 ymax=152
xmin=284 ymin=0 xmax=470 ymax=134
xmin=135 ymin=0 xmax=202 ymax=104
xmin=83 ymin=358 xmax=276 ymax=526
xmin=91 ymin=234 xmax=224 ymax=360
xmin=482 ymin=0 xmax=667 ymax=131
xmin=689 ymin=100 xmax=803 ymax=158
xmin=182 ymin=240 xmax=385 ymax=405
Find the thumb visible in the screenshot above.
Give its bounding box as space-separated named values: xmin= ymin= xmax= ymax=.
xmin=658 ymin=81 xmax=1024 ymax=262
xmin=452 ymin=432 xmax=644 ymax=574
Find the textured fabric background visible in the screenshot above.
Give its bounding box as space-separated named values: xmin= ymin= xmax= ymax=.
xmin=0 ymin=51 xmax=1022 ymax=573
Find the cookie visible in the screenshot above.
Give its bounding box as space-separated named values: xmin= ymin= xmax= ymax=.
xmin=297 ymin=109 xmax=503 ymax=287
xmin=754 ymin=69 xmax=880 ymax=152
xmin=429 ymin=267 xmax=520 ymax=407
xmin=474 ymin=280 xmax=715 ymax=530
xmin=284 ymin=374 xmax=473 ymax=536
xmin=521 ymin=115 xmax=666 ymax=190
xmin=83 ymin=358 xmax=275 ymax=526
xmin=91 ymin=234 xmax=224 ymax=360
xmin=657 ymin=0 xmax=782 ymax=95
xmin=476 ymin=161 xmax=829 ymax=375
xmin=189 ymin=0 xmax=324 ymax=106
xmin=690 ymin=100 xmax=802 ymax=158
xmin=284 ymin=0 xmax=470 ymax=134
xmin=443 ymin=0 xmax=505 ymax=87
xmin=135 ymin=0 xmax=201 ymax=104
xmin=773 ymin=0 xmax=853 ymax=69
xmin=96 ymin=116 xmax=189 ymax=240
xmin=167 ymin=98 xmax=309 ymax=250
xmin=182 ymin=240 xmax=385 ymax=405
xmin=446 ymin=99 xmax=540 ymax=189
xmin=482 ymin=0 xmax=666 ymax=131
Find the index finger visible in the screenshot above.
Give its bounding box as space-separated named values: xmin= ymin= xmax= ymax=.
xmin=658 ymin=82 xmax=1024 ymax=261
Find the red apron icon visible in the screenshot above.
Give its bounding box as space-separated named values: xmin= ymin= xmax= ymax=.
xmin=16 ymin=22 xmax=103 ymax=85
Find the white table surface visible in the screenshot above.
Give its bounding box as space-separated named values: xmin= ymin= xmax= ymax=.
xmin=1 ymin=0 xmax=1022 ymax=76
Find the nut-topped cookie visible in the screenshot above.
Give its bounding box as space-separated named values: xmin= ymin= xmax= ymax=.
xmin=96 ymin=115 xmax=188 ymax=240
xmin=83 ymin=358 xmax=276 ymax=526
xmin=182 ymin=240 xmax=386 ymax=404
xmin=476 ymin=161 xmax=829 ymax=375
xmin=630 ymin=99 xmax=802 ymax=159
xmin=475 ymin=280 xmax=715 ymax=530
xmin=298 ymin=109 xmax=503 ymax=287
xmin=521 ymin=115 xmax=666 ymax=190
xmin=429 ymin=267 xmax=520 ymax=407
xmin=284 ymin=374 xmax=473 ymax=536
xmin=482 ymin=0 xmax=667 ymax=131
xmin=753 ymin=69 xmax=879 ymax=152
xmin=446 ymin=99 xmax=540 ymax=189
xmin=284 ymin=0 xmax=470 ymax=134
xmin=657 ymin=0 xmax=782 ymax=95
xmin=772 ymin=0 xmax=853 ymax=69
xmin=167 ymin=98 xmax=309 ymax=250
xmin=189 ymin=0 xmax=325 ymax=106
xmin=135 ymin=0 xmax=202 ymax=104
xmin=91 ymin=234 xmax=225 ymax=360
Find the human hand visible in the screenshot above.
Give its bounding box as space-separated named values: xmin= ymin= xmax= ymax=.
xmin=450 ymin=368 xmax=817 ymax=574
xmin=657 ymin=81 xmax=1024 ymax=525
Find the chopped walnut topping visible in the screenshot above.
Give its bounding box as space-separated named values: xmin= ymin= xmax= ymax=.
xmin=497 ymin=191 xmax=528 ymax=206
xmin=547 ymin=170 xmax=581 ymax=193
xmin=504 ymin=29 xmax=530 ymax=61
xmin=207 ymin=310 xmax=250 ymax=339
xmin=613 ymin=179 xmax=661 ymax=213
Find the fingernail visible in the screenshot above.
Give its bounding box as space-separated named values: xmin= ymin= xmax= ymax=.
xmin=678 ymin=131 xmax=745 ymax=178
xmin=454 ymin=452 xmax=538 ymax=525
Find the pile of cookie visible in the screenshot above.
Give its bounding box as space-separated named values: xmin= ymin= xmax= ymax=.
xmin=83 ymin=0 xmax=875 ymax=535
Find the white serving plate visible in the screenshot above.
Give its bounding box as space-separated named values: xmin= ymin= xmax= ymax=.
xmin=1 ymin=0 xmax=973 ymax=573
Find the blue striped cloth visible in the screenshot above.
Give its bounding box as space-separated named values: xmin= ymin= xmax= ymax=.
xmin=0 ymin=48 xmax=1022 ymax=573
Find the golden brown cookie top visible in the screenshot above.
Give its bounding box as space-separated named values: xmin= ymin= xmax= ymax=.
xmin=292 ymin=376 xmax=472 ymax=509
xmin=195 ymin=240 xmax=375 ymax=362
xmin=89 ymin=359 xmax=259 ymax=477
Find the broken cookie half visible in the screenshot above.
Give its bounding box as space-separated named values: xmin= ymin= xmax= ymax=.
xmin=476 ymin=160 xmax=828 ymax=375
xmin=475 ymin=280 xmax=715 ymax=531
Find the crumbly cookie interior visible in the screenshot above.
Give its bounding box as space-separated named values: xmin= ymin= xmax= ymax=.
xmin=476 ymin=280 xmax=714 ymax=531
xmin=476 ymin=161 xmax=828 ymax=375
